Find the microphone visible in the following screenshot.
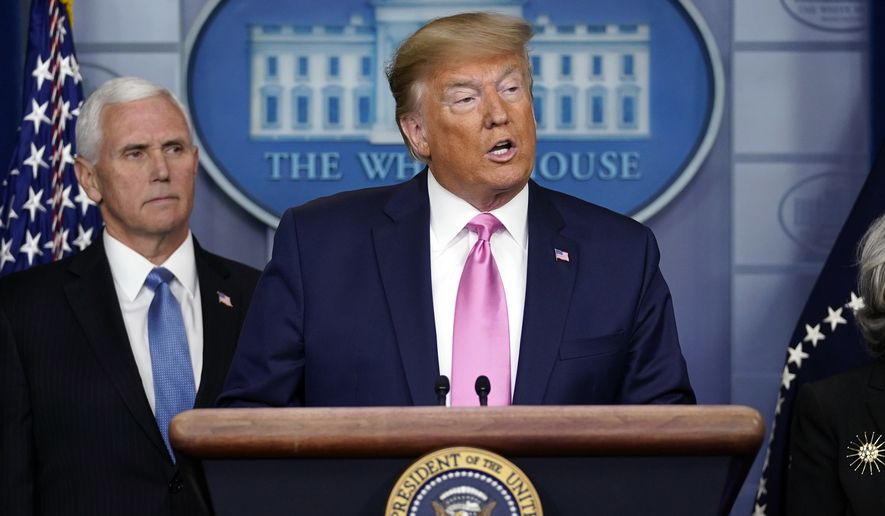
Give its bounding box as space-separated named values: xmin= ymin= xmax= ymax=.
xmin=434 ymin=375 xmax=450 ymax=406
xmin=475 ymin=375 xmax=490 ymax=406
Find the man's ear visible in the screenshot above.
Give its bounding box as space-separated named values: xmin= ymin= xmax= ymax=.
xmin=190 ymin=145 xmax=199 ymax=178
xmin=73 ymin=157 xmax=103 ymax=204
xmin=399 ymin=113 xmax=431 ymax=161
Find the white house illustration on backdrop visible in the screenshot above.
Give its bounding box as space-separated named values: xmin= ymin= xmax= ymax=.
xmin=249 ymin=0 xmax=650 ymax=143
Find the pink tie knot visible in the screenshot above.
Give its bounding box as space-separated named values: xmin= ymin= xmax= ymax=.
xmin=467 ymin=213 xmax=503 ymax=241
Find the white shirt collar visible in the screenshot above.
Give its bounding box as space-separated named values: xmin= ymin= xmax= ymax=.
xmin=104 ymin=231 xmax=198 ymax=302
xmin=427 ymin=169 xmax=529 ymax=250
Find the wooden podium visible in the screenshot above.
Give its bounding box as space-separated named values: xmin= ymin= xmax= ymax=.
xmin=171 ymin=405 xmax=763 ymax=515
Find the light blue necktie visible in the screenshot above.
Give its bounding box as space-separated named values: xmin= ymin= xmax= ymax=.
xmin=145 ymin=267 xmax=195 ymax=463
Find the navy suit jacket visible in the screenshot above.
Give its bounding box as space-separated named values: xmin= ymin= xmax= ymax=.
xmin=0 ymin=236 xmax=260 ymax=516
xmin=219 ymin=172 xmax=694 ymax=407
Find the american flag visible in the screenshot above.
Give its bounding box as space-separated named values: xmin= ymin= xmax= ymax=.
xmin=0 ymin=0 xmax=102 ymax=277
xmin=217 ymin=291 xmax=233 ymax=308
xmin=751 ymin=146 xmax=883 ymax=515
xmin=554 ymin=248 xmax=569 ymax=262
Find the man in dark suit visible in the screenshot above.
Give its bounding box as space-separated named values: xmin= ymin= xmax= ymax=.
xmin=218 ymin=13 xmax=693 ymax=408
xmin=0 ymin=77 xmax=260 ymax=515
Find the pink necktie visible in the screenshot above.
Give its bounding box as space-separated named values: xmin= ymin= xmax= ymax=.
xmin=451 ymin=213 xmax=511 ymax=406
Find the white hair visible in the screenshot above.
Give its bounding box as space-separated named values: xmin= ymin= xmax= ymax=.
xmin=856 ymin=214 xmax=885 ymax=356
xmin=75 ymin=76 xmax=192 ymax=162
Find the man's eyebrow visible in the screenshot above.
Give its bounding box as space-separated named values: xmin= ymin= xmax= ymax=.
xmin=443 ymin=65 xmax=522 ymax=91
xmin=160 ymin=137 xmax=188 ymax=147
xmin=119 ymin=143 xmax=149 ymax=154
xmin=443 ymin=79 xmax=480 ymax=91
xmin=118 ymin=138 xmax=188 ymax=154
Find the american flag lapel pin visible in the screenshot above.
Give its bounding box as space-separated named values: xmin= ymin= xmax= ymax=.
xmin=554 ymin=248 xmax=570 ymax=262
xmin=217 ymin=291 xmax=233 ymax=308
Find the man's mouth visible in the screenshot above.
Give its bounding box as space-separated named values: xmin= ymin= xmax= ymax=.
xmin=487 ymin=139 xmax=516 ymax=160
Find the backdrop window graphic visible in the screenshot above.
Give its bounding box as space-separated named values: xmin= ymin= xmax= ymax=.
xmin=185 ymin=0 xmax=723 ymax=226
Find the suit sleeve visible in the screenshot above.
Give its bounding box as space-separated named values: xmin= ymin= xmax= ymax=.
xmin=0 ymin=306 xmax=34 ymax=514
xmin=619 ymin=227 xmax=695 ymax=404
xmin=786 ymin=383 xmax=847 ymax=516
xmin=217 ymin=209 xmax=307 ymax=407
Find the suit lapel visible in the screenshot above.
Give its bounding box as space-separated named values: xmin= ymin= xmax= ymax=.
xmin=373 ymin=172 xmax=439 ymax=405
xmin=193 ymin=242 xmax=239 ymax=408
xmin=513 ymin=183 xmax=578 ymax=404
xmin=64 ymin=238 xmax=168 ymax=457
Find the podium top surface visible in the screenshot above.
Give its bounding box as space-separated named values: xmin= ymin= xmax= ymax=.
xmin=170 ymin=405 xmax=764 ymax=459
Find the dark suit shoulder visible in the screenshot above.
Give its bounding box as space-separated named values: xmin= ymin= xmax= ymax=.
xmin=196 ymin=247 xmax=261 ymax=281
xmin=531 ymin=182 xmax=652 ymax=244
xmin=0 ymin=248 xmax=89 ymax=304
xmin=290 ymin=181 xmax=406 ymax=220
xmin=801 ymin=361 xmax=879 ymax=406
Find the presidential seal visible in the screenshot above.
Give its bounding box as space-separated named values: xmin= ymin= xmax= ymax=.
xmin=386 ymin=447 xmax=542 ymax=516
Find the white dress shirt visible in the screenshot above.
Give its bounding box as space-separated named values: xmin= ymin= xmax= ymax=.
xmin=104 ymin=231 xmax=203 ymax=415
xmin=428 ymin=171 xmax=529 ymax=404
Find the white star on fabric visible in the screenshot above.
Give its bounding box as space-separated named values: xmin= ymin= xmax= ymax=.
xmin=9 ymin=168 xmax=19 ymax=176
xmin=847 ymin=292 xmax=865 ymax=312
xmin=59 ymin=143 xmax=76 ymax=169
xmin=781 ymin=365 xmax=796 ymax=390
xmin=787 ymin=342 xmax=810 ymax=368
xmin=0 ymin=238 xmax=15 ymax=269
xmin=73 ymin=184 xmax=96 ymax=215
xmin=68 ymin=54 xmax=82 ymax=84
xmin=752 ymin=503 xmax=767 ymax=516
xmin=823 ymin=306 xmax=848 ymax=331
xmin=756 ymin=477 xmax=767 ymax=498
xmin=23 ymin=143 xmax=49 ymax=179
xmin=31 ymin=54 xmax=53 ymax=91
xmin=47 ymin=184 xmax=76 ymax=212
xmin=43 ymin=228 xmax=71 ymax=254
xmin=72 ymin=224 xmax=94 ymax=251
xmin=803 ymin=324 xmax=826 ymax=347
xmin=23 ymin=99 xmax=51 ymax=134
xmin=763 ymin=449 xmax=770 ymax=471
xmin=59 ymin=101 xmax=74 ymax=132
xmin=5 ymin=198 xmax=18 ymax=227
xmin=57 ymin=19 xmax=68 ymax=43
xmin=19 ymin=230 xmax=43 ymax=265
xmin=775 ymin=394 xmax=785 ymax=415
xmin=58 ymin=54 xmax=79 ymax=85
xmin=22 ymin=186 xmax=47 ymax=222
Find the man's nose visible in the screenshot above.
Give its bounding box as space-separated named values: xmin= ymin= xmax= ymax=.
xmin=483 ymin=93 xmax=509 ymax=128
xmin=150 ymin=150 xmax=171 ymax=181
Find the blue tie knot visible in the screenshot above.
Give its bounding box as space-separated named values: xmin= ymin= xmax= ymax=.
xmin=145 ymin=267 xmax=174 ymax=291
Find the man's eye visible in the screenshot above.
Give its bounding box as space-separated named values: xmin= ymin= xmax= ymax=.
xmin=124 ymin=150 xmax=144 ymax=160
xmin=165 ymin=145 xmax=184 ymax=155
xmin=457 ymin=97 xmax=475 ymax=104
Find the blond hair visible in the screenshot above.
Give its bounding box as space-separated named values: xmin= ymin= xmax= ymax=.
xmin=386 ymin=12 xmax=533 ymax=156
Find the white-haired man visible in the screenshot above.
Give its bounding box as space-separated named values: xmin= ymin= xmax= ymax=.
xmin=0 ymin=76 xmax=260 ymax=516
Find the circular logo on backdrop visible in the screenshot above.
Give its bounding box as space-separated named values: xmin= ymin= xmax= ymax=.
xmin=185 ymin=0 xmax=723 ymax=227
xmin=778 ymin=172 xmax=861 ymax=255
xmin=780 ymin=0 xmax=866 ymax=32
xmin=386 ymin=447 xmax=542 ymax=516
